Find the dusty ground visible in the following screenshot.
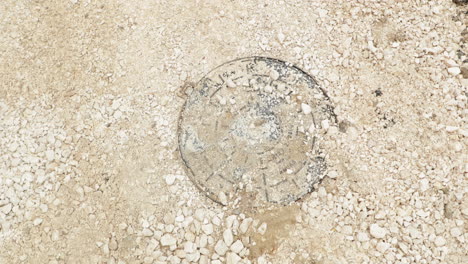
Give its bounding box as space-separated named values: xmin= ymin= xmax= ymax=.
xmin=0 ymin=0 xmax=467 ymax=263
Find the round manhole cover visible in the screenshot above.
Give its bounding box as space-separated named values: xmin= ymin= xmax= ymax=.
xmin=178 ymin=57 xmax=335 ymax=206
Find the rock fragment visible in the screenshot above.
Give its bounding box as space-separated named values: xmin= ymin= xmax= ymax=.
xmin=214 ymin=240 xmax=228 ymax=256
xmin=370 ymin=224 xmax=387 ymax=239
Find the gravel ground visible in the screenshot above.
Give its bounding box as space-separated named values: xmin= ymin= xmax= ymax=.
xmin=0 ymin=0 xmax=467 ymax=263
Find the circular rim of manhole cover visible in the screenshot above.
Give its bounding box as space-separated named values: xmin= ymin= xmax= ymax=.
xmin=178 ymin=56 xmax=336 ymax=207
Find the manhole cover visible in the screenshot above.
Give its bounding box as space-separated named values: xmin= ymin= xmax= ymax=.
xmin=178 ymin=57 xmax=335 ymax=206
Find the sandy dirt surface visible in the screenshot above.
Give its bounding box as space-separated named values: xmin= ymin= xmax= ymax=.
xmin=0 ymin=0 xmax=467 ymax=263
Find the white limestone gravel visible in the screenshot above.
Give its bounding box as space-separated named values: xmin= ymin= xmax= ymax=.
xmin=0 ymin=0 xmax=466 ymax=264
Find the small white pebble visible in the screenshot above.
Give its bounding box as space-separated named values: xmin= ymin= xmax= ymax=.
xmin=419 ymin=179 xmax=429 ymax=192
xmin=226 ymin=252 xmax=241 ymax=264
xmin=450 ymin=227 xmax=462 ymax=237
xmin=33 ymin=218 xmax=43 ymax=226
xmin=175 ymin=215 xmax=184 ymax=222
xmin=445 ymin=59 xmax=458 ymax=67
xmin=376 ymin=242 xmax=390 ymax=253
xmin=142 ymin=228 xmax=153 ymax=237
xmin=184 ymin=241 xmax=196 ymax=253
xmin=318 ymin=186 xmax=327 ymax=197
xmin=308 ymin=123 xmax=315 ymax=134
xmin=459 ymin=129 xmax=467 ymax=137
xmin=257 ymin=256 xmax=268 ymax=264
xmin=47 ymin=134 xmax=55 ymax=144
xmin=434 ymin=236 xmax=446 ymax=247
xmin=45 ymin=150 xmax=55 ymax=161
xmin=164 ymin=175 xmax=176 ymax=185
xmin=1 ymin=203 xmax=12 ymax=215
xmin=223 ymin=229 xmax=234 ymax=246
xmin=446 ymin=126 xmax=459 ymax=132
xmin=357 ymin=232 xmax=369 ymax=242
xmin=161 ymin=234 xmax=177 ymax=246
xmin=321 ymin=119 xmax=330 ymax=130
xmin=301 ymin=103 xmax=312 ymax=114
xmin=51 ymin=230 xmax=60 ymax=241
xmin=277 ymin=32 xmax=285 ymax=43
xmin=8 ymin=142 xmax=19 ymax=152
xmin=212 ymin=215 xmax=222 ymax=226
xmin=218 ymin=192 xmax=228 ymax=205
xmin=342 ymin=225 xmax=353 ymax=235
xmin=113 ymin=110 xmax=122 ymax=119
xmin=257 ymin=222 xmax=267 ymax=235
xmin=219 ymin=97 xmax=227 ymax=105
xmin=230 ymin=240 xmax=244 ymax=254
xmin=370 ymin=224 xmax=387 ymax=239
xmin=452 ymin=142 xmax=463 ymax=152
xmin=202 ymin=224 xmax=214 ymax=235
xmin=225 ymin=215 xmax=237 ymax=229
xmin=226 ymin=79 xmax=236 ymax=88
xmin=270 ymin=70 xmax=280 ymax=80
xmin=214 ymin=240 xmax=228 ymax=256
xmin=328 ymin=171 xmax=338 ymax=179
xmin=239 ymin=218 xmax=252 ymax=234
xmin=199 ymin=256 xmax=209 ymax=264
xmin=194 ymin=209 xmax=205 ymax=221
xmin=447 ymin=67 xmax=461 ymax=76
xmin=111 ymin=100 xmax=121 ymax=110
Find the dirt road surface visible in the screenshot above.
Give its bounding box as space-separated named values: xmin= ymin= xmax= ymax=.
xmin=0 ymin=1 xmax=466 ymax=263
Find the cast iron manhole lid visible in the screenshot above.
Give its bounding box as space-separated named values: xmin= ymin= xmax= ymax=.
xmin=178 ymin=57 xmax=335 ymax=206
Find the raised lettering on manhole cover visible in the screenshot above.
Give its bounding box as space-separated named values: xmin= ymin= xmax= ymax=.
xmin=178 ymin=57 xmax=335 ymax=206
